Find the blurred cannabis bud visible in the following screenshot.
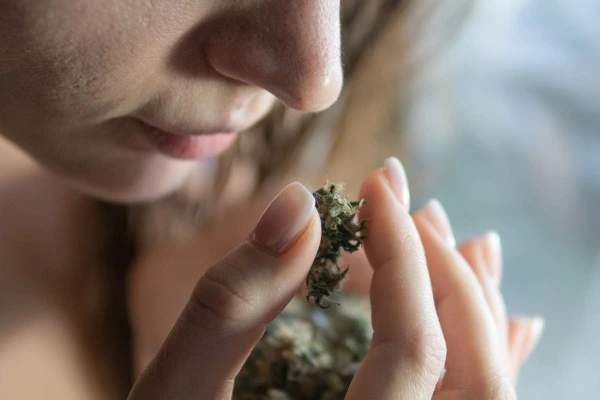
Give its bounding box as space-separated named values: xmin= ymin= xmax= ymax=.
xmin=307 ymin=183 xmax=365 ymax=308
xmin=234 ymin=295 xmax=372 ymax=400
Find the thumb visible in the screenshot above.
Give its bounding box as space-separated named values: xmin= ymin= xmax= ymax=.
xmin=129 ymin=182 xmax=320 ymax=400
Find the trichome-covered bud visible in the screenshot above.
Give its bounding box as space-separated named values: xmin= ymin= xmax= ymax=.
xmin=306 ymin=183 xmax=366 ymax=308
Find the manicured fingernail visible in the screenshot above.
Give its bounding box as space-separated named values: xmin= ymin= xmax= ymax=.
xmin=382 ymin=157 xmax=410 ymax=210
xmin=522 ymin=316 xmax=545 ymax=360
xmin=482 ymin=231 xmax=503 ymax=285
xmin=531 ymin=317 xmax=545 ymax=343
xmin=423 ymin=199 xmax=456 ymax=247
xmin=251 ymin=182 xmax=315 ymax=254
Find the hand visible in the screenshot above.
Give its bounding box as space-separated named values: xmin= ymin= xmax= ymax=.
xmin=128 ymin=172 xmax=442 ymax=399
xmin=412 ymin=200 xmax=543 ymax=391
xmin=348 ymin=158 xmax=542 ymax=399
xmin=128 ymin=158 xmax=542 ymax=399
xmin=129 ymin=168 xmax=446 ymax=399
xmin=128 ymin=182 xmax=322 ymax=399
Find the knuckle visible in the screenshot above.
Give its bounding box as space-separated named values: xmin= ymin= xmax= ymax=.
xmin=403 ymin=315 xmax=447 ymax=377
xmin=448 ymin=374 xmax=516 ymax=400
xmin=186 ymin=258 xmax=258 ymax=333
xmin=150 ymin=346 xmax=172 ymax=387
xmin=378 ymin=231 xmax=425 ymax=272
xmin=398 ymin=232 xmax=425 ymax=261
xmin=480 ymin=375 xmax=517 ymax=400
xmin=128 ymin=348 xmax=171 ymax=399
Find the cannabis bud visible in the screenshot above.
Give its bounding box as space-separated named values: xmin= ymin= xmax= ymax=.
xmin=307 ymin=183 xmax=366 ymax=308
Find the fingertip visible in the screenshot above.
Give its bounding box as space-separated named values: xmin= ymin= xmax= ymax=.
xmin=531 ymin=317 xmax=545 ymax=341
xmin=382 ymin=156 xmax=411 ymax=209
xmin=458 ymin=238 xmax=488 ymax=282
xmin=358 ymin=168 xmax=422 ymax=271
xmin=358 ymin=167 xmax=386 ymax=209
xmin=273 ymin=207 xmax=322 ymax=263
xmin=481 ymin=230 xmax=503 ymax=285
xmin=458 ymin=237 xmax=481 ymax=255
xmin=359 ymin=164 xmax=409 ymax=212
xmin=357 ymin=168 xmax=437 ymax=342
xmin=250 ymin=182 xmax=316 ymax=255
xmin=412 ymin=209 xmax=451 ymax=258
xmin=508 ymin=317 xmax=529 ymax=355
xmin=186 ymin=206 xmax=320 ymax=338
xmin=422 ymin=199 xmax=456 ymax=248
xmin=521 ymin=317 xmax=545 ymax=362
xmin=482 ymin=231 xmax=502 ymax=258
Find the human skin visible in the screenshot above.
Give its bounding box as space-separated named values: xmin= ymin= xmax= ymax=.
xmin=0 ymin=0 xmax=342 ymax=202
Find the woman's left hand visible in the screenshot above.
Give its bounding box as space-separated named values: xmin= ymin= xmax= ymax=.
xmin=410 ymin=199 xmax=543 ymax=395
xmin=343 ymin=191 xmax=543 ymax=390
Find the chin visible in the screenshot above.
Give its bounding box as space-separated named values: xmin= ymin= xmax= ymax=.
xmin=62 ymin=159 xmax=197 ymax=204
xmin=75 ymin=177 xmax=188 ymax=204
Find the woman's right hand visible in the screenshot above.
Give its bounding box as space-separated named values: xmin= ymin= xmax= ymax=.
xmin=128 ymin=182 xmax=323 ymax=399
xmin=128 ymin=159 xmax=539 ymax=399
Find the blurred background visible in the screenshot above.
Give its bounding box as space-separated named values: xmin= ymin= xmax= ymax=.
xmin=406 ymin=0 xmax=600 ymax=397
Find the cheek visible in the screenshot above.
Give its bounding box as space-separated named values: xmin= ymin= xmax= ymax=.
xmin=0 ymin=1 xmax=279 ymax=202
xmin=0 ymin=1 xmax=177 ymax=132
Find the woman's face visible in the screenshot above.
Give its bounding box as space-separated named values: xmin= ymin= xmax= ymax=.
xmin=0 ymin=1 xmax=342 ymax=202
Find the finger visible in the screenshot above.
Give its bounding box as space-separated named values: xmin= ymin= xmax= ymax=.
xmin=507 ymin=318 xmax=528 ymax=384
xmin=340 ymin=248 xmax=372 ymax=294
xmin=336 ymin=156 xmax=412 ymax=296
xmin=420 ymin=199 xmax=455 ymax=248
xmin=413 ymin=203 xmax=507 ymax=394
xmin=129 ymin=182 xmax=321 ymax=400
xmin=508 ymin=316 xmax=544 ymax=384
xmin=481 ymin=231 xmax=503 ymax=286
xmin=518 ymin=317 xmax=544 ymax=362
xmin=347 ymin=159 xmax=446 ymax=400
xmin=459 ymin=236 xmax=508 ymax=345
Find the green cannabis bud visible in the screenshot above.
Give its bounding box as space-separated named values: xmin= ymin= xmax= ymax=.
xmin=307 ymin=183 xmax=365 ymax=308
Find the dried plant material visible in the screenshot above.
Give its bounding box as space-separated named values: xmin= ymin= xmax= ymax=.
xmin=307 ymin=183 xmax=365 ymax=308
xmin=234 ymin=295 xmax=372 ymax=400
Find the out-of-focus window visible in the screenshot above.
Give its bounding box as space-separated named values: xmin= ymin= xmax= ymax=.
xmin=406 ymin=0 xmax=600 ymax=398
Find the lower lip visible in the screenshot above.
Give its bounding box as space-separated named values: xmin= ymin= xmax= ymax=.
xmin=141 ymin=127 xmax=238 ymax=160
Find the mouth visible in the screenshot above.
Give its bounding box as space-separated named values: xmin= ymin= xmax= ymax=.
xmin=136 ymin=120 xmax=239 ymax=160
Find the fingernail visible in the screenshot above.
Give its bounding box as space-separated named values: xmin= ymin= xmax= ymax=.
xmin=482 ymin=231 xmax=502 ymax=285
xmin=530 ymin=317 xmax=545 ymax=344
xmin=423 ymin=199 xmax=456 ymax=247
xmin=251 ymin=182 xmax=315 ymax=255
xmin=382 ymin=157 xmax=410 ymax=209
xmin=522 ymin=316 xmax=545 ymax=360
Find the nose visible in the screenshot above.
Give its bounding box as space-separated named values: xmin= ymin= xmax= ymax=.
xmin=205 ymin=1 xmax=343 ymax=112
